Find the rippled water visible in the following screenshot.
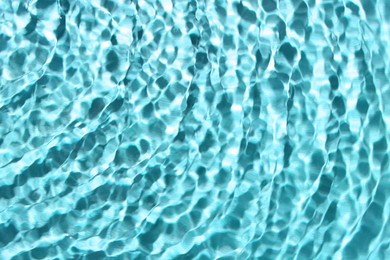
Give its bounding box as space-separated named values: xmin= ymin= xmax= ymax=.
xmin=1 ymin=0 xmax=390 ymax=259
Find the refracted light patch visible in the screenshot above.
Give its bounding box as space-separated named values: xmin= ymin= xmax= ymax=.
xmin=1 ymin=0 xmax=390 ymax=259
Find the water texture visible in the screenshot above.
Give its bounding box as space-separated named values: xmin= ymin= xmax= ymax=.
xmin=1 ymin=0 xmax=390 ymax=259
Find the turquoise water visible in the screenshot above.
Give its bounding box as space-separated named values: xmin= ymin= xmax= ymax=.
xmin=1 ymin=0 xmax=390 ymax=259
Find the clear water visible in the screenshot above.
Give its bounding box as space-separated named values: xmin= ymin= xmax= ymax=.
xmin=1 ymin=0 xmax=390 ymax=259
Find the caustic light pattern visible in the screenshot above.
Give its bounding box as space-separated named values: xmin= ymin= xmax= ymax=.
xmin=1 ymin=0 xmax=390 ymax=259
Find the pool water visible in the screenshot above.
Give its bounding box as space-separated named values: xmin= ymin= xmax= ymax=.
xmin=1 ymin=0 xmax=390 ymax=259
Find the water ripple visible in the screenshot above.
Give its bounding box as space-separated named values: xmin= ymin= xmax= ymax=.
xmin=1 ymin=0 xmax=390 ymax=259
